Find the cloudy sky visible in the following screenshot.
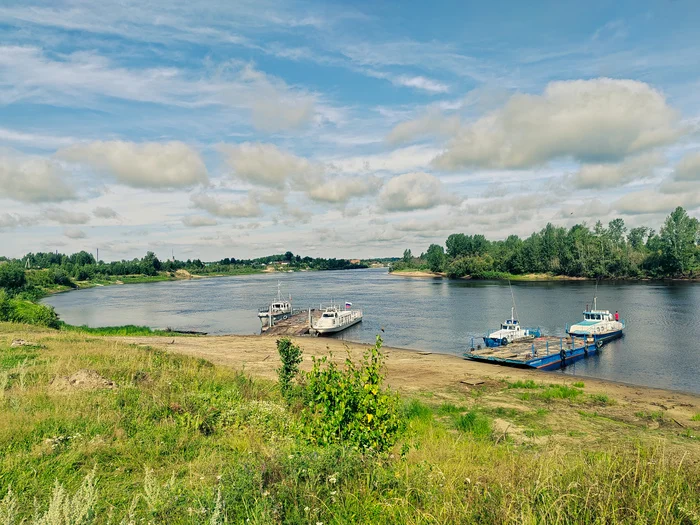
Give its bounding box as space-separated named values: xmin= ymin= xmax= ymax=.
xmin=1 ymin=0 xmax=700 ymax=260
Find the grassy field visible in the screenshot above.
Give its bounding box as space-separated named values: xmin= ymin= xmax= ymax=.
xmin=0 ymin=322 xmax=699 ymax=524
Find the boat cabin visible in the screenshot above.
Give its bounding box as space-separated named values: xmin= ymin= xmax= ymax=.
xmin=501 ymin=319 xmax=520 ymax=331
xmin=582 ymin=310 xmax=613 ymax=322
xmin=322 ymin=310 xmax=338 ymax=318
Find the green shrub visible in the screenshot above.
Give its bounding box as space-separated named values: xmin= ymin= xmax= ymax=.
xmin=301 ymin=335 xmax=402 ymax=452
xmin=276 ymin=337 xmax=303 ymax=399
xmin=0 ymin=264 xmax=26 ymax=290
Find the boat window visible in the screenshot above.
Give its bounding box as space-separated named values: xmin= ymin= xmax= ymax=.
xmin=595 ymin=314 xmax=601 ymax=320
xmin=322 ymin=313 xmax=334 ymax=318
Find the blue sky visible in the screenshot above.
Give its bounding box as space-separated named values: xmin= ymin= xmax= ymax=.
xmin=1 ymin=0 xmax=700 ymax=260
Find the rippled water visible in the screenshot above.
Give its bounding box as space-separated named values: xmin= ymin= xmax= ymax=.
xmin=44 ymin=269 xmax=700 ymax=394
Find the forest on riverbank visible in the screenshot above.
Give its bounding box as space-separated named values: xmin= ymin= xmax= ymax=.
xmin=393 ymin=207 xmax=700 ymax=280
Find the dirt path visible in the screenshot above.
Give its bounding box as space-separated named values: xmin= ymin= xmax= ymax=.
xmin=116 ymin=334 xmax=700 ymax=425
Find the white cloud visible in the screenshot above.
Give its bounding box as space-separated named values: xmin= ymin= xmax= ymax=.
xmin=42 ymin=207 xmax=91 ymax=224
xmin=673 ymin=151 xmax=700 ymax=181
xmin=0 ymin=152 xmax=75 ymax=203
xmin=379 ymin=172 xmax=458 ymax=211
xmin=63 ymin=227 xmax=87 ymax=239
xmin=613 ymin=190 xmax=700 ymax=215
xmin=325 ymin=145 xmax=440 ymax=175
xmin=219 ymin=142 xmax=322 ymax=189
xmin=0 ymin=213 xmax=36 ymax=230
xmin=58 ymin=141 xmax=208 ymax=189
xmin=93 ymin=206 xmax=119 ymax=219
xmin=182 ymin=215 xmax=218 ymax=227
xmin=386 ymin=111 xmax=460 ymax=146
xmin=190 ymin=193 xmax=262 ymax=218
xmin=308 ymin=176 xmax=381 ymax=203
xmin=433 ymin=78 xmax=682 ymax=170
xmin=395 ymin=75 xmax=449 ymax=93
xmin=570 ymin=152 xmax=665 ymax=189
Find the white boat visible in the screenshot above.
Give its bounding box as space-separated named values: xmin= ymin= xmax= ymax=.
xmin=258 ymin=283 xmax=292 ymax=322
xmin=311 ymin=303 xmax=362 ymax=334
xmin=483 ymin=306 xmax=541 ymax=347
xmin=567 ymin=297 xmax=624 ymax=344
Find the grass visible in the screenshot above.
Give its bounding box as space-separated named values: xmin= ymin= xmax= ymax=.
xmin=636 ymin=410 xmax=666 ymax=422
xmin=0 ymin=322 xmax=698 ymax=524
xmin=692 ymin=413 xmax=700 ymax=422
xmin=537 ymin=384 xmax=584 ymax=401
xmin=572 ymin=381 xmax=585 ymax=388
xmin=507 ymin=379 xmax=540 ymax=389
xmin=58 ymin=323 xmax=189 ymax=336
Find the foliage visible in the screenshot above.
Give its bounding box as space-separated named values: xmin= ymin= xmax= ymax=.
xmin=0 ymin=293 xmax=60 ymax=329
xmin=0 ymin=264 xmax=26 ymax=290
xmin=276 ymin=337 xmax=303 ymax=399
xmin=454 ymin=409 xmax=493 ymax=439
xmin=300 ymin=336 xmax=402 ymax=452
xmin=399 ymin=207 xmax=700 ymax=279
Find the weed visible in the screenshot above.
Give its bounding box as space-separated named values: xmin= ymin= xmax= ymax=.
xmin=635 ymin=410 xmax=666 ymax=422
xmin=537 ymin=384 xmax=583 ymax=401
xmin=691 ymin=413 xmax=700 ymax=422
xmin=276 ymin=338 xmax=302 ymax=399
xmin=572 ymin=381 xmax=585 ymax=388
xmin=589 ymin=394 xmax=615 ymax=405
xmin=437 ymin=402 xmax=461 ymax=415
xmin=455 ymin=409 xmax=492 ymax=439
xmin=507 ymin=379 xmax=539 ymax=389
xmin=402 ymin=399 xmax=432 ymax=422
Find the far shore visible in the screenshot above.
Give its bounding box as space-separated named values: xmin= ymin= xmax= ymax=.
xmin=389 ymin=269 xmax=700 ymax=282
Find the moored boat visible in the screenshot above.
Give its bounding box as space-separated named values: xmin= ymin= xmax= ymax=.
xmin=567 ymin=297 xmax=624 ymax=344
xmin=258 ymin=282 xmax=292 ymax=323
xmin=311 ymin=302 xmax=362 ymax=334
xmin=483 ymin=306 xmax=541 ymax=347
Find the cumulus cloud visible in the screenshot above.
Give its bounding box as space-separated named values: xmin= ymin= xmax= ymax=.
xmin=673 ymin=151 xmax=700 ymax=181
xmin=42 ymin=207 xmax=91 ymax=224
xmin=433 ymin=78 xmax=682 ymax=170
xmin=379 ymin=172 xmax=458 ymax=211
xmin=386 ymin=111 xmax=460 ymax=145
xmin=182 ymin=215 xmax=218 ymax=227
xmin=308 ymin=176 xmax=381 ymax=203
xmin=570 ymin=152 xmax=664 ymax=189
xmin=58 ymin=140 xmax=208 ymax=189
xmin=613 ymin=190 xmax=700 ymax=215
xmin=0 ymin=213 xmax=37 ymax=229
xmin=237 ymin=65 xmax=317 ymax=132
xmin=190 ymin=193 xmax=262 ymax=218
xmin=219 ymin=142 xmax=322 ymax=189
xmin=63 ymin=227 xmax=87 ymax=239
xmin=93 ymin=206 xmax=119 ymax=219
xmin=0 ymin=152 xmax=75 ymax=203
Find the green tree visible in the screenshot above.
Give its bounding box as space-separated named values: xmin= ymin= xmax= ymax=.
xmin=425 ymin=244 xmax=445 ymax=272
xmin=0 ymin=264 xmax=26 ymax=290
xmin=659 ymin=207 xmax=700 ymax=276
xmin=445 ymin=233 xmax=470 ymax=259
xmin=402 ymin=249 xmax=413 ymax=264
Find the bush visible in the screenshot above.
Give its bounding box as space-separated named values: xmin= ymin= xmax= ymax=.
xmin=0 ymin=295 xmax=61 ymax=329
xmin=276 ymin=338 xmax=303 ymax=399
xmin=301 ymin=336 xmax=402 ymax=452
xmin=0 ymin=264 xmax=26 ymax=290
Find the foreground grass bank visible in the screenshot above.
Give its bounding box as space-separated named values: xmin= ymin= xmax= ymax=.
xmin=0 ymin=323 xmax=699 ymax=524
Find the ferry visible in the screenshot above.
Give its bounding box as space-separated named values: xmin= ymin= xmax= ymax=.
xmin=567 ymin=299 xmax=624 ymax=344
xmin=312 ymin=302 xmax=362 ymax=334
xmin=257 ymin=283 xmax=292 ymax=323
xmin=483 ymin=306 xmax=541 ymax=347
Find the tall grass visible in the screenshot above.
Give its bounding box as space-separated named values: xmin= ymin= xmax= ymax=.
xmin=0 ymin=324 xmax=698 ymax=524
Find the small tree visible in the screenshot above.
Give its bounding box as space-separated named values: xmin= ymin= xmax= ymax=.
xmin=276 ymin=338 xmax=303 ymax=398
xmin=425 ymin=244 xmax=445 ymax=273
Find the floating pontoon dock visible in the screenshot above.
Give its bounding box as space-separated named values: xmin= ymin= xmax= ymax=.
xmin=464 ymin=335 xmax=602 ymax=370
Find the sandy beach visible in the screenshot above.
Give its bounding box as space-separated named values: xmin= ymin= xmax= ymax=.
xmin=118 ymin=334 xmax=700 ymax=430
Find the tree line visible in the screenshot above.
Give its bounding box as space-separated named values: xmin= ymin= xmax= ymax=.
xmin=394 ymin=207 xmax=700 ymax=279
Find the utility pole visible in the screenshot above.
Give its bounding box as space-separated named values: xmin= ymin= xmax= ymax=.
xmin=96 ymin=248 xmax=99 ymax=264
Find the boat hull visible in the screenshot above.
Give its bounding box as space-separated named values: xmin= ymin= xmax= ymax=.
xmin=567 ymin=328 xmax=623 ymax=344
xmin=466 ymin=338 xmax=600 ymax=371
xmin=314 ymin=316 xmax=362 ymax=334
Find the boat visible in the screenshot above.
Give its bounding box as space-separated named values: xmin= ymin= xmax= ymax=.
xmin=567 ymin=296 xmax=624 ymax=344
xmin=483 ymin=283 xmax=541 ymax=347
xmin=257 ymin=282 xmax=292 ymax=323
xmin=483 ymin=306 xmax=541 ymax=347
xmin=311 ymin=302 xmax=362 ymax=334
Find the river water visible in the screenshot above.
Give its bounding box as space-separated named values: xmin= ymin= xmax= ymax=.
xmin=44 ymin=268 xmax=700 ymax=394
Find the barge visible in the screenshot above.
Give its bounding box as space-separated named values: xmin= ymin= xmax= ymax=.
xmin=464 ymin=335 xmax=602 ymax=371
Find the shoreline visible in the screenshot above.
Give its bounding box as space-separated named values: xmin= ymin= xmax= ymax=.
xmin=389 ymin=270 xmax=700 ymax=282
xmin=113 ymin=333 xmax=700 ymax=422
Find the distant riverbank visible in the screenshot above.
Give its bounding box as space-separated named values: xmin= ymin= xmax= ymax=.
xmin=388 ymin=269 xmax=589 ymax=281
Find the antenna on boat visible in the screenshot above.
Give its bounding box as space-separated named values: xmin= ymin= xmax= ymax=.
xmin=592 ymin=279 xmax=598 ymax=311
xmin=509 ymin=280 xmax=518 ymax=321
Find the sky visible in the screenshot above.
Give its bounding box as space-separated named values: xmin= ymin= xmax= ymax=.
xmin=1 ymin=0 xmax=700 ymax=261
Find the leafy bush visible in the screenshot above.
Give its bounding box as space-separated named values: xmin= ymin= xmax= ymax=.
xmin=0 ymin=295 xmax=61 ymax=329
xmin=276 ymin=337 xmax=303 ymax=399
xmin=0 ymin=264 xmax=26 ymax=290
xmin=300 ymin=336 xmax=402 ymax=452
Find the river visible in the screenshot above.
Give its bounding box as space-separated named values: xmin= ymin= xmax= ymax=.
xmin=43 ymin=268 xmax=700 ymax=394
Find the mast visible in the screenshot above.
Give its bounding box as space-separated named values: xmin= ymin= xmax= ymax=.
xmin=509 ymin=280 xmax=518 ymax=321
